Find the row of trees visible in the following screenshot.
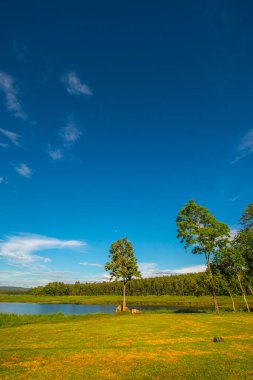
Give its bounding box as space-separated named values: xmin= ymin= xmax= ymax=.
xmin=28 ymin=271 xmax=253 ymax=298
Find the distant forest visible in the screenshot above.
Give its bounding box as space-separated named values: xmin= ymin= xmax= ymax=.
xmin=28 ymin=272 xmax=253 ymax=297
xmin=0 ymin=287 xmax=29 ymax=295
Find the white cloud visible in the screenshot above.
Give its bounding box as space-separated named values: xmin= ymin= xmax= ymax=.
xmin=62 ymin=72 xmax=92 ymax=97
xmin=138 ymin=262 xmax=158 ymax=278
xmin=0 ymin=142 xmax=8 ymax=148
xmin=79 ymin=262 xmax=103 ymax=268
xmin=98 ymin=273 xmax=111 ymax=281
xmin=168 ymin=265 xmax=206 ymax=274
xmin=229 ymin=228 xmax=238 ymax=240
xmin=47 ymin=147 xmax=63 ymax=160
xmin=0 ymin=233 xmax=85 ymax=268
xmin=14 ymin=163 xmax=32 ymax=178
xmin=0 ymin=71 xmax=27 ymax=119
xmin=138 ymin=262 xmax=206 ymax=278
xmin=0 ymin=269 xmax=82 ymax=288
xmin=233 ymin=129 xmax=253 ymax=163
xmin=60 ymin=121 xmax=82 ymax=143
xmin=0 ymin=128 xmax=21 ymax=146
xmin=0 ymin=177 xmax=3 ymax=184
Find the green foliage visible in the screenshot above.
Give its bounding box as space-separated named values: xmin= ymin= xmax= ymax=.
xmin=240 ymin=202 xmax=253 ymax=230
xmin=176 ymin=199 xmax=230 ymax=313
xmin=176 ymin=199 xmax=229 ymax=261
xmin=235 ymin=229 xmax=253 ymax=274
xmin=213 ymin=202 xmax=253 ymax=288
xmin=213 ymin=223 xmax=251 ymax=311
xmin=214 ymin=239 xmax=245 ymax=276
xmin=27 ymin=272 xmax=253 ymax=297
xmin=0 ymin=288 xmax=28 ymax=295
xmin=105 ymin=238 xmax=141 ymax=284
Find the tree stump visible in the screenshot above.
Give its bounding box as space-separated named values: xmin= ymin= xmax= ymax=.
xmin=115 ymin=304 xmax=131 ymax=313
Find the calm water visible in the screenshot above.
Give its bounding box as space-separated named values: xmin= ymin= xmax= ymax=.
xmin=0 ymin=303 xmax=116 ymax=315
xmin=0 ymin=303 xmax=207 ymax=315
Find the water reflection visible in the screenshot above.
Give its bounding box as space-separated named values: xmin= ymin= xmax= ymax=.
xmin=0 ymin=303 xmax=208 ymax=315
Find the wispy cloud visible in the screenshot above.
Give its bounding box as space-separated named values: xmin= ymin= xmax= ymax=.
xmin=0 ymin=70 xmax=27 ymax=119
xmin=60 ymin=121 xmax=82 ymax=143
xmin=233 ymin=129 xmax=253 ymax=163
xmin=0 ymin=128 xmax=21 ymax=146
xmin=79 ymin=262 xmax=103 ymax=268
xmin=14 ymin=163 xmax=32 ymax=178
xmin=228 ymin=195 xmax=240 ymax=203
xmin=0 ymin=177 xmax=3 ymax=184
xmin=47 ymin=147 xmax=63 ymax=161
xmin=0 ymin=269 xmax=82 ymax=288
xmin=0 ymin=142 xmax=8 ymax=148
xmin=138 ymin=262 xmax=206 ymax=278
xmin=47 ymin=119 xmax=82 ymax=161
xmin=0 ymin=233 xmax=85 ymax=268
xmin=62 ymin=72 xmax=93 ymax=97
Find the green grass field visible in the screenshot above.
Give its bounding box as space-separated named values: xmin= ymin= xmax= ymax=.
xmin=1 ymin=294 xmax=253 ymax=309
xmin=0 ymin=312 xmax=253 ymax=379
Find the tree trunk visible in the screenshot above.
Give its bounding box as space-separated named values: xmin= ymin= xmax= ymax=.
xmin=248 ymin=285 xmax=253 ymax=295
xmin=206 ymin=256 xmax=220 ymax=314
xmin=122 ymin=283 xmax=126 ymax=311
xmin=237 ymin=273 xmax=250 ymax=312
xmin=228 ymin=289 xmax=236 ymax=311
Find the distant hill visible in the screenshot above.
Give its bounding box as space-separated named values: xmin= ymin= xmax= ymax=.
xmin=0 ymin=286 xmax=29 ymax=294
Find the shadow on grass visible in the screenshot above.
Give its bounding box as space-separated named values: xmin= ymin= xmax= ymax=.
xmin=174 ymin=308 xmax=208 ymax=313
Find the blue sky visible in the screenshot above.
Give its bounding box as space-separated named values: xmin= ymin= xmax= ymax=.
xmin=0 ymin=0 xmax=253 ymax=287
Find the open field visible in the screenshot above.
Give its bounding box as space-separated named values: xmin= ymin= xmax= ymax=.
xmin=0 ymin=312 xmax=253 ymax=379
xmin=1 ymin=294 xmax=253 ymax=309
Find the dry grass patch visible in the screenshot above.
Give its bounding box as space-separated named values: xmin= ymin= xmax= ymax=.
xmin=1 ymin=313 xmax=253 ymax=379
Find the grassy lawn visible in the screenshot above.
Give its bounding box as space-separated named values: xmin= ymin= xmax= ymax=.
xmin=0 ymin=312 xmax=253 ymax=379
xmin=1 ymin=294 xmax=253 ymax=309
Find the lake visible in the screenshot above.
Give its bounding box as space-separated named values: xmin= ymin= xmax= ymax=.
xmin=0 ymin=303 xmax=208 ymax=315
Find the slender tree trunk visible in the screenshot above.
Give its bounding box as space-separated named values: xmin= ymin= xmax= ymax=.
xmin=227 ymin=289 xmax=236 ymax=311
xmin=237 ymin=273 xmax=250 ymax=312
xmin=206 ymin=255 xmax=220 ymax=314
xmin=122 ymin=283 xmax=126 ymax=311
xmin=248 ymin=285 xmax=253 ymax=295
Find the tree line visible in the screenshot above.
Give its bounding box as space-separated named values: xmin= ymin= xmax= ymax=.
xmin=28 ymin=271 xmax=253 ymax=298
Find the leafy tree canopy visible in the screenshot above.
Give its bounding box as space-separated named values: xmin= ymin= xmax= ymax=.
xmin=176 ymin=199 xmax=229 ymax=261
xmin=105 ymin=238 xmax=141 ymax=284
xmin=240 ymin=203 xmax=253 ymax=230
xmin=234 ymin=229 xmax=253 ymax=274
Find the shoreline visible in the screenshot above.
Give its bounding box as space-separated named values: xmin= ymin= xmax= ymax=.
xmin=0 ymin=294 xmax=252 ymax=309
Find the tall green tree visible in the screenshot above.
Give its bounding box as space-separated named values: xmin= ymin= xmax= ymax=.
xmin=176 ymin=199 xmax=229 ymax=313
xmin=240 ymin=203 xmax=253 ymax=230
xmin=215 ymin=240 xmax=250 ymax=312
xmin=212 ymin=250 xmax=238 ymax=311
xmin=105 ymin=238 xmax=141 ymax=310
xmin=237 ymin=203 xmax=253 ymax=278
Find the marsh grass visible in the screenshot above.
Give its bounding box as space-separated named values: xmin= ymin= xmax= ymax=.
xmin=1 ymin=294 xmax=253 ymax=309
xmin=0 ymin=312 xmax=252 ymax=379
